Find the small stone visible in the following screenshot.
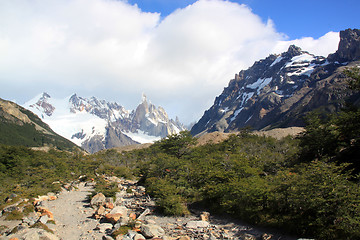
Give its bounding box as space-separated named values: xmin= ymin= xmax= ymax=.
xmin=38 ymin=215 xmax=49 ymax=224
xmin=129 ymin=212 xmax=137 ymax=220
xmin=178 ymin=236 xmax=191 ymax=240
xmin=185 ymin=221 xmax=209 ymax=229
xmin=95 ymin=223 xmax=113 ymax=233
xmin=96 ymin=205 xmax=106 ymax=216
xmin=137 ymin=208 xmax=151 ymax=220
xmin=200 ymin=212 xmax=210 ymax=222
xmin=103 ymin=236 xmax=114 ymax=240
xmin=262 ymin=233 xmax=273 ymax=240
xmin=37 ymin=207 xmax=54 ymax=220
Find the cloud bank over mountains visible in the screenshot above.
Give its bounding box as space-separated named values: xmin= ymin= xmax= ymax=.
xmin=0 ymin=0 xmax=339 ymax=123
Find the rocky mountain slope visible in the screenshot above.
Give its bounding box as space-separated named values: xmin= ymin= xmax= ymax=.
xmin=0 ymin=98 xmax=80 ymax=151
xmin=24 ymin=94 xmax=186 ymax=153
xmin=191 ymin=28 xmax=360 ymax=136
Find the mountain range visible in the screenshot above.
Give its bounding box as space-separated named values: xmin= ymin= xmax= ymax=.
xmin=23 ymin=93 xmax=186 ymax=153
xmin=191 ymin=28 xmax=360 ymax=135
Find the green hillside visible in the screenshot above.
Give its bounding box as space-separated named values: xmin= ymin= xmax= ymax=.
xmin=0 ymin=98 xmax=80 ymax=152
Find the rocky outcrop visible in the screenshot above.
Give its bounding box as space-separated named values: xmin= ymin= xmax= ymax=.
xmin=191 ymin=29 xmax=360 ymax=135
xmin=328 ymin=28 xmax=360 ymax=62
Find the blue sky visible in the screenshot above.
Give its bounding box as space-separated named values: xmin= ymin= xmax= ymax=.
xmin=128 ymin=0 xmax=360 ymax=39
xmin=0 ymin=0 xmax=358 ymax=123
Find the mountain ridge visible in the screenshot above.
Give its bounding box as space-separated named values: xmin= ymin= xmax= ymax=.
xmin=191 ymin=28 xmax=360 ymax=136
xmin=24 ymin=93 xmax=186 ymax=153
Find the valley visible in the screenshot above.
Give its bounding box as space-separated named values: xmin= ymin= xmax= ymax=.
xmin=0 ymin=29 xmax=359 ymax=240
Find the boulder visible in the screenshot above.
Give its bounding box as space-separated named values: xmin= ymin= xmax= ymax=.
xmin=134 ymin=233 xmax=146 ymax=240
xmin=110 ymin=206 xmax=128 ymax=216
xmin=140 ymin=224 xmax=165 ymax=238
xmin=185 ymin=220 xmax=210 ymax=229
xmin=91 ymin=193 xmax=106 ymax=208
xmin=105 ymin=213 xmax=123 ymax=224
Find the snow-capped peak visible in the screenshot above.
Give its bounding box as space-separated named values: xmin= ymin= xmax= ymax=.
xmin=23 ymin=93 xmax=186 ymax=153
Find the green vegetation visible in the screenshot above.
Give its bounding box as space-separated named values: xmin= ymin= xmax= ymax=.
xmin=0 ymin=145 xmax=134 ymax=208
xmin=0 ymin=69 xmax=359 ymax=239
xmin=30 ymin=222 xmax=54 ymax=233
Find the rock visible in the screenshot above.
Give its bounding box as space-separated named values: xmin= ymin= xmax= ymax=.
xmin=185 ymin=220 xmax=210 ymax=229
xmin=262 ymin=233 xmax=273 ymax=240
xmin=48 ymin=195 xmax=57 ymax=201
xmin=110 ymin=206 xmax=128 ymax=216
xmin=34 ymin=195 xmax=49 ymax=204
xmin=209 ymin=233 xmax=217 ymax=240
xmin=91 ymin=193 xmax=106 ymax=208
xmin=178 ymin=236 xmax=191 ymax=240
xmin=22 ymin=216 xmax=37 ymax=226
xmin=243 ymin=233 xmax=257 ymax=240
xmin=200 ymin=212 xmax=210 ymax=221
xmin=6 ymin=228 xmax=60 ymax=240
xmin=2 ymin=205 xmax=20 ymax=213
xmin=331 ymin=28 xmax=360 ymax=62
xmin=105 ymin=198 xmax=114 ymax=209
xmin=36 ymin=199 xmax=49 ymax=208
xmin=119 ymin=215 xmax=130 ymax=226
xmin=129 ymin=212 xmax=136 ymax=220
xmin=95 ymin=223 xmax=113 ymax=233
xmin=103 ymin=236 xmax=114 ymax=240
xmin=38 ymin=214 xmax=49 ymax=224
xmin=137 ymin=186 xmax=146 ymax=192
xmin=95 ymin=205 xmax=106 ymax=217
xmin=105 ymin=213 xmax=123 ymax=224
xmin=134 ymin=233 xmax=146 ymax=240
xmin=137 ymin=208 xmax=151 ymax=220
xmin=140 ymin=224 xmax=165 ymax=238
xmin=37 ymin=207 xmax=54 ymax=220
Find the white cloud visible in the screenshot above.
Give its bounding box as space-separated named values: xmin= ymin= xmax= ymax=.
xmin=273 ymin=31 xmax=339 ymax=57
xmin=0 ymin=0 xmax=340 ymax=124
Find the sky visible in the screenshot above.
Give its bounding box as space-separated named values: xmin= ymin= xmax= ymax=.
xmin=0 ymin=0 xmax=359 ymax=124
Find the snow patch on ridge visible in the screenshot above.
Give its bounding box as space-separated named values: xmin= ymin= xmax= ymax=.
xmin=123 ymin=130 xmax=161 ymax=144
xmin=246 ymin=78 xmax=272 ymax=95
xmin=270 ymin=56 xmax=283 ymax=67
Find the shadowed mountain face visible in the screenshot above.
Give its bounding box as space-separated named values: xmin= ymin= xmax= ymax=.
xmin=0 ymin=98 xmax=80 ymax=151
xmin=191 ymin=29 xmax=360 ymax=136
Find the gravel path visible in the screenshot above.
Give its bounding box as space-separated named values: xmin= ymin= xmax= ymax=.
xmin=47 ymin=182 xmax=103 ymax=240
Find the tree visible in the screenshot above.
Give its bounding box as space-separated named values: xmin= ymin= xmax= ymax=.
xmin=154 ymin=131 xmax=197 ymax=158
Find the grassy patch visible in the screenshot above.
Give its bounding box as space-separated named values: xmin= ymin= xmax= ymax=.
xmin=4 ymin=210 xmax=24 ymax=220
xmin=30 ymin=222 xmax=54 ymax=234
